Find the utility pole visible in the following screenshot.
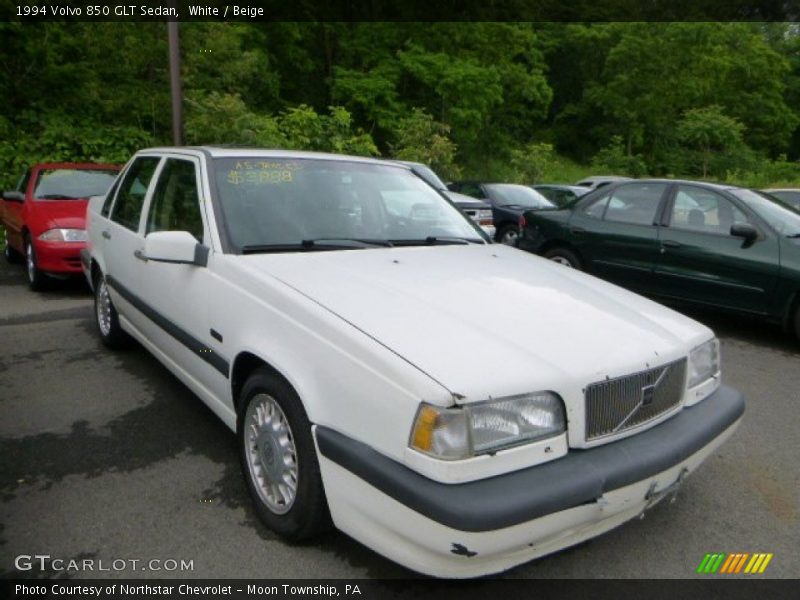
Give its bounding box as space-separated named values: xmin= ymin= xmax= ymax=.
xmin=167 ymin=9 xmax=183 ymax=146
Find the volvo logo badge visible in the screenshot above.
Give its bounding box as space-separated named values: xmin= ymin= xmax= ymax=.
xmin=641 ymin=383 xmax=656 ymax=406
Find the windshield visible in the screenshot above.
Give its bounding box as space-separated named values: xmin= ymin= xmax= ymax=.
xmin=485 ymin=184 xmax=554 ymax=208
xmin=34 ymin=168 xmax=119 ymax=200
xmin=732 ymin=189 xmax=800 ymax=236
xmin=213 ymin=158 xmax=486 ymax=251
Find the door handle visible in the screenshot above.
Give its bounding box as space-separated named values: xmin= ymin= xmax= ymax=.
xmin=101 ymin=230 xmax=111 ymax=240
xmin=570 ymin=227 xmax=586 ymax=234
xmin=662 ymin=240 xmax=681 ymax=248
xmin=133 ymin=249 xmax=148 ymax=262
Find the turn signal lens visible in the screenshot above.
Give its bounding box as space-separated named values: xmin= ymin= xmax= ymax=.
xmin=410 ymin=392 xmax=566 ymax=460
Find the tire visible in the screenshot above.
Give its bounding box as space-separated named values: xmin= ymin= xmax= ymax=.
xmin=238 ymin=368 xmax=330 ymax=541
xmin=543 ymin=246 xmax=583 ymax=270
xmin=4 ymin=238 xmax=21 ymax=263
xmin=24 ymin=236 xmax=50 ymax=290
xmin=93 ymin=271 xmax=131 ymax=349
xmin=497 ymin=224 xmax=519 ymax=246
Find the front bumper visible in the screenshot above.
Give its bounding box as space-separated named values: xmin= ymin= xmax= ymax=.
xmin=33 ymin=239 xmax=86 ymax=274
xmin=315 ymin=385 xmax=744 ymax=577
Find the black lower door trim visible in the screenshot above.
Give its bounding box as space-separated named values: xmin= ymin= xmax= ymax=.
xmin=106 ymin=275 xmax=229 ymax=378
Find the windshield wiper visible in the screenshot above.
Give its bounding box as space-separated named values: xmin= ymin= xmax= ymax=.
xmin=786 ymin=233 xmax=800 ymax=238
xmin=38 ymin=194 xmax=85 ymax=200
xmin=240 ymin=238 xmax=393 ymax=254
xmin=390 ymin=236 xmax=484 ymax=246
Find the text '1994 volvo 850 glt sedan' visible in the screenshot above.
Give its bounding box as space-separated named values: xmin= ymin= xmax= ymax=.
xmin=83 ymin=148 xmax=744 ymax=578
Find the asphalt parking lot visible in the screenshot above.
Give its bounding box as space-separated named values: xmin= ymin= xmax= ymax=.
xmin=0 ymin=259 xmax=797 ymax=580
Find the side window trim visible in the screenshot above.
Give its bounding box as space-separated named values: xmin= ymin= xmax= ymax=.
xmin=109 ymin=155 xmax=163 ymax=233
xmin=143 ymin=155 xmax=208 ymax=245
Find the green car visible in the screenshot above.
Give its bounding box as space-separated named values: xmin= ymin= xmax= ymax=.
xmin=517 ymin=179 xmax=800 ymax=339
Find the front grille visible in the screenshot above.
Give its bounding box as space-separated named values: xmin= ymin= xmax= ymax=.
xmin=585 ymin=358 xmax=687 ymax=441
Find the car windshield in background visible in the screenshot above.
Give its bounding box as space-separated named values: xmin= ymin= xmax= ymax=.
xmin=485 ymin=184 xmax=554 ymax=208
xmin=34 ymin=169 xmax=119 ymax=200
xmin=732 ymin=189 xmax=800 ymax=237
xmin=213 ymin=158 xmax=485 ymax=251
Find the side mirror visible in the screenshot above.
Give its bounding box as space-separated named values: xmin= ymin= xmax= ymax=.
xmin=2 ymin=191 xmax=24 ymax=202
xmin=730 ymin=223 xmax=759 ymax=241
xmin=144 ymin=231 xmax=208 ymax=267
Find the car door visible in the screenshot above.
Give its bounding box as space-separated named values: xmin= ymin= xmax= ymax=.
xmin=653 ymin=184 xmax=780 ymax=314
xmin=566 ymin=181 xmax=670 ymax=291
xmin=103 ymin=155 xmax=162 ymax=332
xmin=138 ymin=155 xmax=227 ymax=396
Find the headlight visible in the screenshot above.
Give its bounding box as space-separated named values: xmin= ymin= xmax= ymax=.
xmin=38 ymin=228 xmax=88 ymax=242
xmin=688 ymin=338 xmax=720 ymax=388
xmin=410 ymin=392 xmax=566 ymax=460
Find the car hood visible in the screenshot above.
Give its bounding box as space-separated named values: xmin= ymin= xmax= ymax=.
xmin=30 ymin=199 xmax=88 ymax=231
xmin=239 ymin=245 xmax=712 ymax=402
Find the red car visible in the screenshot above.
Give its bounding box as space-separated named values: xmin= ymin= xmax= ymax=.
xmin=2 ymin=162 xmax=121 ymax=289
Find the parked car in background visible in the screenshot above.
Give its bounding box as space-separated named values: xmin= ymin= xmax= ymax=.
xmin=444 ymin=191 xmax=495 ymax=238
xmin=517 ymin=179 xmax=800 ymax=339
xmin=762 ymin=188 xmax=800 ymax=211
xmin=2 ymin=162 xmax=121 ymax=289
xmin=532 ymin=184 xmax=590 ymax=208
xmin=85 ymin=148 xmax=742 ymax=577
xmin=393 ymin=160 xmax=494 ymax=237
xmin=575 ymin=175 xmax=632 ymax=190
xmin=447 ymin=182 xmax=554 ymax=245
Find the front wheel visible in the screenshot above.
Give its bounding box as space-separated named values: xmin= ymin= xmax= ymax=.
xmin=543 ymin=246 xmax=583 ymax=270
xmin=93 ymin=272 xmax=131 ymax=349
xmin=25 ymin=237 xmax=49 ymax=290
xmin=497 ymin=225 xmax=519 ymax=246
xmin=239 ymin=369 xmax=329 ymax=541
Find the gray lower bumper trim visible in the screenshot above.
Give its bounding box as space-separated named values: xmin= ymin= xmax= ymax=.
xmin=316 ymin=385 xmax=744 ymax=532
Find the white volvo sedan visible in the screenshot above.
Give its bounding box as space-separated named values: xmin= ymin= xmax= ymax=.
xmin=82 ymin=147 xmax=744 ymax=578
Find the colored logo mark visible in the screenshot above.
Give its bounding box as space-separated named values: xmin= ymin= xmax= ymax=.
xmin=697 ymin=552 xmax=773 ymax=574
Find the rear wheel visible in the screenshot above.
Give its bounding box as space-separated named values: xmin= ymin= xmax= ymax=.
xmin=238 ymin=368 xmax=329 ymax=541
xmin=4 ymin=238 xmax=21 ymax=263
xmin=497 ymin=224 xmax=519 ymax=246
xmin=543 ymin=246 xmax=583 ymax=270
xmin=93 ymin=272 xmax=131 ymax=349
xmin=25 ymin=236 xmax=49 ymax=290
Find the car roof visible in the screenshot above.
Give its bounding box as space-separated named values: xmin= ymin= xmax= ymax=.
xmin=579 ymin=178 xmax=742 ymax=193
xmin=137 ymin=146 xmax=409 ymax=169
xmin=32 ymin=162 xmax=122 ymax=170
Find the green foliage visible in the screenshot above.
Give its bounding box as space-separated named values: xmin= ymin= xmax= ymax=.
xmin=591 ymin=136 xmax=647 ymax=178
xmin=3 ymin=22 xmax=800 ymax=192
xmin=509 ymin=142 xmax=556 ymax=184
xmin=0 ymin=113 xmax=150 ymax=189
xmin=185 ymin=95 xmax=377 ymax=156
xmin=390 ymin=108 xmax=461 ymax=181
xmin=674 ymin=106 xmax=745 ymax=178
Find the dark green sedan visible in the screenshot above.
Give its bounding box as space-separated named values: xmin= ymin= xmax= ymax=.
xmin=517 ymin=179 xmax=800 ymax=339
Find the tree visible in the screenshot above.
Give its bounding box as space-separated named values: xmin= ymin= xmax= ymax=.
xmin=509 ymin=142 xmax=556 ymax=183
xmin=675 ymin=106 xmax=745 ymax=178
xmin=390 ymin=108 xmax=461 ymax=180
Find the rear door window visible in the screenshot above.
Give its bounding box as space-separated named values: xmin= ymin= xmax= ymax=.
xmin=603 ymin=183 xmax=668 ymax=226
